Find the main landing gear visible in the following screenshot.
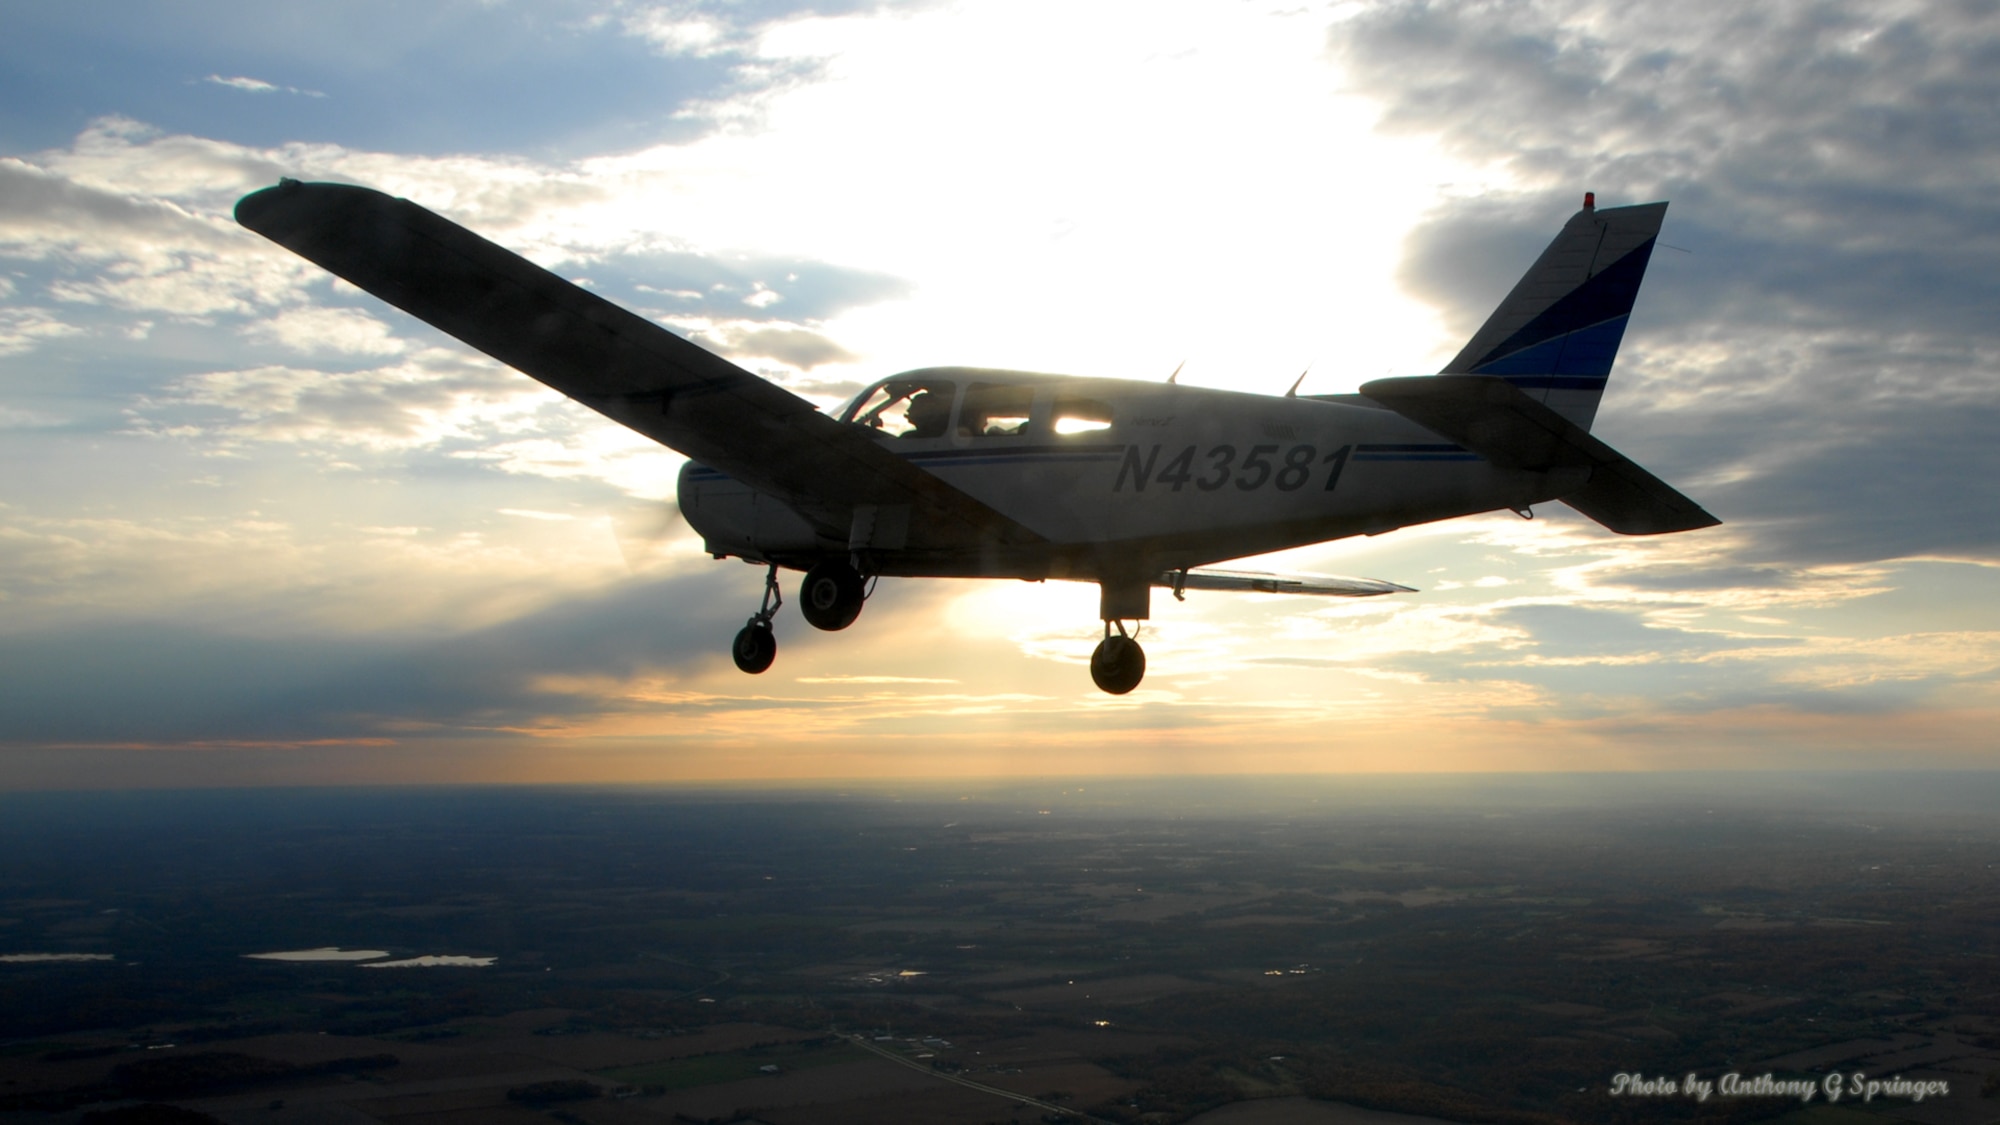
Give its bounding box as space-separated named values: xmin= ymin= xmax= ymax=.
xmin=799 ymin=559 xmax=867 ymax=631
xmin=1090 ymin=621 xmax=1147 ymax=695
xmin=730 ymin=559 xmax=872 ymax=675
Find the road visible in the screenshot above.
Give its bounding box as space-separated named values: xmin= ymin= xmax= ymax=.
xmin=835 ymin=1031 xmax=1122 ymax=1125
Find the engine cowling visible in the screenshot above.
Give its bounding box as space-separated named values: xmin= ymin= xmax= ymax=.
xmin=676 ymin=462 xmax=823 ymax=558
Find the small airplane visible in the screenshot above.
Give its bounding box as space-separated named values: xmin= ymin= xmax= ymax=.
xmin=238 ymin=183 xmax=1716 ymax=694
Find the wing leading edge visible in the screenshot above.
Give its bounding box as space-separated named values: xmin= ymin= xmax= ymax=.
xmin=234 ymin=180 xmax=1045 ymax=555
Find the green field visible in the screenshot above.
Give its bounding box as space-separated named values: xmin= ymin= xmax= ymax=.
xmin=596 ymin=1038 xmax=866 ymax=1091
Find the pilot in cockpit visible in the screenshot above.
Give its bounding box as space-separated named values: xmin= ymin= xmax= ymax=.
xmin=904 ymin=390 xmax=950 ymax=439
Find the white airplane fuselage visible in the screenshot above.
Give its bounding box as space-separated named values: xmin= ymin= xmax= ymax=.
xmin=678 ymin=367 xmax=1587 ymax=582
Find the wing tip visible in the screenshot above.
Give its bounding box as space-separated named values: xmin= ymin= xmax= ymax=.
xmin=234 ymin=179 xmax=394 ymax=238
xmin=233 ymin=177 xmax=302 ymax=231
xmin=1561 ymin=497 xmax=1723 ymax=535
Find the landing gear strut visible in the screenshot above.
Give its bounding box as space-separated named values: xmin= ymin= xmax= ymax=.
xmin=1090 ymin=621 xmax=1146 ymax=695
xmin=799 ymin=559 xmax=868 ymax=631
xmin=731 ymin=564 xmax=782 ymax=674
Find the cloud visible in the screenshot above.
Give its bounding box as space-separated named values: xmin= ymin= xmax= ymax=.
xmin=1339 ymin=0 xmax=2000 ymax=568
xmin=0 ymin=137 xmax=313 ymax=321
xmin=0 ymin=307 xmax=81 ymax=356
xmin=4 ymin=115 xmax=907 ymax=332
xmin=0 ymin=150 xmax=246 ymax=258
xmin=239 ymin=306 xmax=405 ymax=356
xmin=1337 ymin=0 xmax=2000 ymax=219
xmin=1484 ymin=602 xmax=1756 ymax=661
xmin=7 ymin=1 xmax=2000 ymax=782
xmin=459 ymin=430 xmax=688 ymax=500
xmin=207 ymin=75 xmax=278 ymax=94
xmin=7 ymin=3 xmax=883 ymax=158
xmin=135 ymin=351 xmax=544 ymax=452
xmin=685 ymin=321 xmax=858 ymax=369
xmin=1281 ymin=602 xmax=1531 ymax=664
xmin=204 ymin=74 xmax=326 ymax=98
xmin=24 ymin=117 xmax=294 ymax=215
xmin=130 ymin=349 xmax=685 ymax=498
xmin=0 ymin=117 xmax=900 ymax=479
xmin=618 ymin=12 xmax=736 ymax=57
xmin=602 ymin=249 xmax=911 ymax=325
xmin=0 ymin=565 xmax=1000 ymax=749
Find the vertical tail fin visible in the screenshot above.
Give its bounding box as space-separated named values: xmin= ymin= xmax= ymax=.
xmin=1443 ymin=196 xmax=1667 ymax=431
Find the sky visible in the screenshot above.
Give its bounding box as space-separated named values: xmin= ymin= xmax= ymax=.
xmin=3 ymin=0 xmax=1999 ymax=788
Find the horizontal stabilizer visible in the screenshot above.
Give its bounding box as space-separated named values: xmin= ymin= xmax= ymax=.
xmin=1360 ymin=375 xmax=1719 ymax=535
xmin=1159 ymin=568 xmax=1415 ymax=597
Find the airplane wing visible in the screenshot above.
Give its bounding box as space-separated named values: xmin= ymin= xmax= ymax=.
xmin=1359 ymin=374 xmax=1720 ymax=535
xmin=234 ymin=180 xmax=1046 ymax=554
xmin=1161 ymin=568 xmax=1415 ymax=597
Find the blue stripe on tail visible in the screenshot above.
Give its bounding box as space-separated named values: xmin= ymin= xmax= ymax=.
xmin=1440 ymin=199 xmax=1668 ymax=431
xmin=1466 ymin=236 xmax=1657 ymax=379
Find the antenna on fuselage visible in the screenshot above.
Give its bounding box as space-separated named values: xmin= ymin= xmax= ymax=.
xmin=1166 ymin=360 xmax=1184 ymax=385
xmin=1284 ymin=364 xmax=1311 ymax=398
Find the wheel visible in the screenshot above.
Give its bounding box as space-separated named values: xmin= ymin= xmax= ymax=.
xmin=799 ymin=560 xmax=866 ymax=631
xmin=732 ymin=620 xmax=777 ymax=674
xmin=1090 ymin=634 xmax=1146 ymax=694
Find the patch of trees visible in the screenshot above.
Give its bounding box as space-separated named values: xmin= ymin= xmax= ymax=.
xmin=112 ymin=1051 xmax=399 ymax=1097
xmin=505 ymin=1079 xmax=601 ymax=1105
xmin=78 ymin=1105 xmax=226 ymax=1125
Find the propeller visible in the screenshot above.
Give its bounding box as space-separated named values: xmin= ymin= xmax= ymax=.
xmin=610 ymin=497 xmax=683 ymax=573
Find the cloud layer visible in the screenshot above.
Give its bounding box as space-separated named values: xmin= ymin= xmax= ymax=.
xmin=1346 ymin=0 xmax=2000 ymax=564
xmin=4 ymin=0 xmax=2000 ymax=785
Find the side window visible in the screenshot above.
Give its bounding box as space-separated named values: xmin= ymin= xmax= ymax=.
xmin=961 ymin=383 xmax=1035 ymax=437
xmin=845 ymin=380 xmax=956 ymax=439
xmin=1052 ymin=397 xmax=1113 ymax=435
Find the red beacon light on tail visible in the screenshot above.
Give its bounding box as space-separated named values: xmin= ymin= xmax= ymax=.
xmin=1584 ymin=191 xmax=1595 ymax=211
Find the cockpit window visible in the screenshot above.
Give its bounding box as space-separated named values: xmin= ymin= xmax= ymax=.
xmin=1052 ymin=397 xmax=1114 ymax=435
xmin=961 ymin=383 xmax=1034 ymax=437
xmin=844 ymin=379 xmax=956 ymax=439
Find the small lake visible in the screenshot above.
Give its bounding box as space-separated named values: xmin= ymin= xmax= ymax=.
xmin=362 ymin=955 xmax=496 ymax=968
xmin=0 ymin=953 xmax=115 ymax=963
xmin=244 ymin=947 xmax=390 ymax=962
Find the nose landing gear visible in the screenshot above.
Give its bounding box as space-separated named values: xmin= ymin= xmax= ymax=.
xmin=731 ymin=564 xmax=783 ymax=674
xmin=1090 ymin=622 xmax=1146 ymax=695
xmin=1089 ymin=576 xmax=1151 ymax=694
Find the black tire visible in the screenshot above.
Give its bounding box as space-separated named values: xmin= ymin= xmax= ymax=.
xmin=732 ymin=621 xmax=777 ymax=674
xmin=1089 ymin=634 xmax=1146 ymax=694
xmin=799 ymin=561 xmax=866 ymax=631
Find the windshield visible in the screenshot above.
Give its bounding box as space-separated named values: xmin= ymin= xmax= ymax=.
xmin=843 ymin=379 xmax=956 ymax=439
